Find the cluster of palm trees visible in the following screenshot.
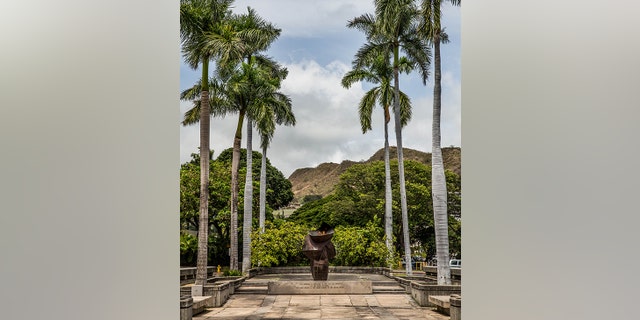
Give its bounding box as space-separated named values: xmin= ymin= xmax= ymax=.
xmin=181 ymin=0 xmax=459 ymax=287
xmin=342 ymin=0 xmax=460 ymax=284
xmin=180 ymin=0 xmax=295 ymax=286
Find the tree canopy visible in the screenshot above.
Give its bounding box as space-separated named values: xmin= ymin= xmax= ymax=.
xmin=179 ymin=148 xmax=294 ymax=266
xmin=289 ymin=159 xmax=461 ymax=258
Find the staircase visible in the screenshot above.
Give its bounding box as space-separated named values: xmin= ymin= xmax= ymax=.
xmin=235 ymin=280 xmax=268 ymax=294
xmin=372 ymin=279 xmax=406 ymax=294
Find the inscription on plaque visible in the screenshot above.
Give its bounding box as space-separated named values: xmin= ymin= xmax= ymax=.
xmin=267 ymin=281 xmax=372 ymax=295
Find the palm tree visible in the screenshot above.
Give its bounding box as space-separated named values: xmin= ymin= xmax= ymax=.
xmin=254 ymin=79 xmax=295 ymax=234
xmin=180 ymin=0 xmax=233 ymax=287
xmin=204 ymin=7 xmax=281 ymax=271
xmin=348 ymin=0 xmax=430 ymax=275
xmin=341 ymin=52 xmax=412 ymax=264
xmin=241 ymin=60 xmax=292 ymax=272
xmin=419 ymin=0 xmax=460 ymax=286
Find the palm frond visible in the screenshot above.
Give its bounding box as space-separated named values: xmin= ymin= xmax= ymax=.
xmin=399 ymin=31 xmax=431 ymax=84
xmin=397 ymin=90 xmax=412 ymax=127
xmin=359 ymin=88 xmax=379 ymax=133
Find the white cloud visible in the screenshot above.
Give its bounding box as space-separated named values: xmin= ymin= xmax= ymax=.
xmin=180 ymin=2 xmax=462 ymax=176
xmin=180 ymin=60 xmax=461 ymax=177
xmin=233 ymin=0 xmax=374 ymax=37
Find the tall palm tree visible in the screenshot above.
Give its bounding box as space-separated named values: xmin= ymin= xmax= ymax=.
xmin=419 ymin=0 xmax=460 ymax=286
xmin=180 ymin=0 xmax=233 ymax=287
xmin=242 ymin=116 xmax=254 ymax=272
xmin=241 ymin=60 xmax=292 ymax=272
xmin=341 ymin=52 xmax=412 ymax=264
xmin=255 ymin=81 xmax=295 ymax=234
xmin=348 ymin=0 xmax=430 ymax=275
xmin=224 ymin=55 xmax=285 ymax=272
xmin=205 ymin=7 xmax=281 ymax=271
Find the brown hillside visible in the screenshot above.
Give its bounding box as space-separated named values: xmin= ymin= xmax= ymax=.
xmin=288 ymin=160 xmax=358 ymax=204
xmin=366 ymin=146 xmax=461 ymax=176
xmin=288 ymin=147 xmax=460 ymax=204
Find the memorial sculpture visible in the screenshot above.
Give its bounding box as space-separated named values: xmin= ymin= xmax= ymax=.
xmin=302 ymin=223 xmax=336 ymax=281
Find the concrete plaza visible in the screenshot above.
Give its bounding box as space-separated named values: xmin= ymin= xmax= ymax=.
xmin=192 ymin=273 xmax=450 ymax=320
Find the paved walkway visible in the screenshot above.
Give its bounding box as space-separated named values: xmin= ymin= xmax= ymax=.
xmin=193 ymin=273 xmax=449 ymax=320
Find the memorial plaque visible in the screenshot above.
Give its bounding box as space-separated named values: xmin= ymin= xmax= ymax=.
xmin=267 ymin=280 xmax=373 ymax=295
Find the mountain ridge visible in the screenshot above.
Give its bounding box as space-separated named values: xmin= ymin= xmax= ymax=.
xmin=288 ymin=146 xmax=460 ymax=204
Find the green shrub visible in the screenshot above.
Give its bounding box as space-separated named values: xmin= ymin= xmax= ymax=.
xmin=180 ymin=232 xmax=198 ymax=266
xmin=223 ymin=269 xmax=243 ymax=277
xmin=332 ymin=219 xmax=391 ymax=267
xmin=251 ymin=220 xmax=309 ymax=267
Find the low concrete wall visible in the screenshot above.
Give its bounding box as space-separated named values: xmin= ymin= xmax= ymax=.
xmin=410 ymin=282 xmax=461 ymax=307
xmin=180 ymin=267 xmax=216 ymax=282
xmin=180 ymin=276 xmax=247 ymax=311
xmin=203 ymin=283 xmax=230 ymax=307
xmin=249 ymin=266 xmax=391 ymax=276
xmin=423 ymin=266 xmax=462 ymax=283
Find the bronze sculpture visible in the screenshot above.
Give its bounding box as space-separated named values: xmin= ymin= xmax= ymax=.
xmin=302 ymin=223 xmax=336 ymax=281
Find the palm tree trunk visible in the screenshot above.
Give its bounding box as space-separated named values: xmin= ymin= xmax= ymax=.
xmin=230 ymin=110 xmax=245 ymax=271
xmin=383 ymin=106 xmax=393 ymax=265
xmin=392 ymin=45 xmax=412 ymax=276
xmin=259 ymin=144 xmax=267 ymax=233
xmin=432 ymin=33 xmax=452 ymax=285
xmin=195 ymin=58 xmax=210 ymax=287
xmin=242 ymin=119 xmax=253 ymax=273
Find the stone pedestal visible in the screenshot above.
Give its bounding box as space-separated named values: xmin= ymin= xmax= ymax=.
xmin=191 ymin=285 xmax=204 ymax=296
xmin=180 ymin=296 xmax=193 ymax=320
xmin=267 ymin=281 xmax=372 ymax=295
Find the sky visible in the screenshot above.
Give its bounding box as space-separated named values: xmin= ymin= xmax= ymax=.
xmin=180 ymin=0 xmax=461 ymax=177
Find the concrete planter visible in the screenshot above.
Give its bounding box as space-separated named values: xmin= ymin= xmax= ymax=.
xmin=203 ymin=283 xmax=230 ymax=307
xmin=410 ymin=282 xmax=461 ymax=307
xmin=179 ymin=296 xmax=193 ymax=320
xmin=450 ymin=294 xmax=461 ymax=320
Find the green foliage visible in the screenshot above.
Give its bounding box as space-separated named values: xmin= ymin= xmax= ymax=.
xmin=287 ymin=195 xmax=335 ymax=226
xmin=332 ymin=219 xmax=391 ymax=267
xmin=302 ymin=194 xmax=322 ymax=204
xmin=288 ymin=159 xmax=461 ymax=257
xmin=179 ymin=148 xmax=294 ymax=266
xmin=223 ymin=269 xmax=243 ymax=277
xmin=179 ymin=230 xmax=231 ymax=267
xmin=180 ymin=232 xmax=198 ymax=266
xmin=250 ymin=220 xmax=308 ymax=267
xmin=216 ymin=148 xmax=294 ymax=209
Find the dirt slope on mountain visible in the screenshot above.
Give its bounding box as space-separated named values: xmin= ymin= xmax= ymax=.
xmin=288 ymin=147 xmax=460 ymax=204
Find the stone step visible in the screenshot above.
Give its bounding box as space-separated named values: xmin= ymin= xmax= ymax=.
xmin=241 ymin=282 xmax=270 ymax=286
xmin=235 ymin=286 xmax=268 ymax=294
xmin=372 ymin=286 xmax=406 ymax=294
xmin=372 ymin=281 xmax=403 ymax=286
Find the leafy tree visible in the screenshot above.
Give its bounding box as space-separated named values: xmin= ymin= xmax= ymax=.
xmin=287 ymin=195 xmax=335 ymax=226
xmin=180 ymin=232 xmax=199 ymax=266
xmin=288 ymin=160 xmax=461 ymax=258
xmin=302 ymin=195 xmax=323 ymax=204
xmin=215 ymin=148 xmax=294 ymax=209
xmin=179 ymin=149 xmax=293 ymax=266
